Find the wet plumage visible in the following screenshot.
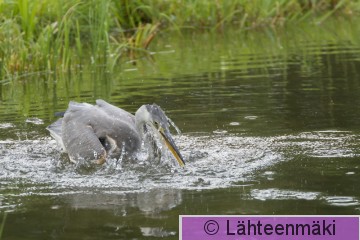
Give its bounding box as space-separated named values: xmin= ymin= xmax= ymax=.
xmin=47 ymin=99 xmax=185 ymax=166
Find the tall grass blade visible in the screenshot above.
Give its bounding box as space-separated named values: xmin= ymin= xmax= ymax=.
xmin=0 ymin=212 xmax=7 ymax=239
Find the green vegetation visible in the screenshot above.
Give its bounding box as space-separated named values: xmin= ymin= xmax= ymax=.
xmin=0 ymin=0 xmax=359 ymax=79
xmin=0 ymin=212 xmax=6 ymax=239
xmin=1 ymin=16 xmax=359 ymax=122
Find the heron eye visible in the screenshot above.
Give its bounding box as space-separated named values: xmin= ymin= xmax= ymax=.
xmin=154 ymin=121 xmax=159 ymax=128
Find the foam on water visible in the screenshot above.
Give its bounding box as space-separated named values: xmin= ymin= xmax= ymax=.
xmin=323 ymin=196 xmax=360 ymax=207
xmin=0 ymin=130 xmax=359 ymax=207
xmin=0 ymin=123 xmax=14 ymax=129
xmin=0 ymin=134 xmax=276 ymax=191
xmin=251 ymin=188 xmax=320 ymax=201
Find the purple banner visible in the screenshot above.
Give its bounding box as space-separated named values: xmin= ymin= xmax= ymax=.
xmin=180 ymin=216 xmax=359 ymax=240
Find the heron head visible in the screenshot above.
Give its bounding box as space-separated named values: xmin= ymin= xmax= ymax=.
xmin=135 ymin=104 xmax=185 ymax=167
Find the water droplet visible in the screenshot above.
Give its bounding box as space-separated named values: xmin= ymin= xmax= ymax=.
xmin=168 ymin=117 xmax=181 ymax=134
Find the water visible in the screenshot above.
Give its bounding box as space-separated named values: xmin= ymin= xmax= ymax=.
xmin=2 ymin=19 xmax=360 ymax=239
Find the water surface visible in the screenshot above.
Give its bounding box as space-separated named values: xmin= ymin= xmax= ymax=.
xmin=1 ymin=19 xmax=360 ymax=239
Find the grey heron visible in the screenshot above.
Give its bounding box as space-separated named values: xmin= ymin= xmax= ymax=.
xmin=47 ymin=99 xmax=185 ymax=167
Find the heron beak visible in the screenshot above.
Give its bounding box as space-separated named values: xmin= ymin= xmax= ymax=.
xmin=159 ymin=129 xmax=185 ymax=167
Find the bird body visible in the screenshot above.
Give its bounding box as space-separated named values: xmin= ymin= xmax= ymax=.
xmin=47 ymin=100 xmax=185 ymax=166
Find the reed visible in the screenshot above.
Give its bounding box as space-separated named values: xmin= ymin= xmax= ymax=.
xmin=0 ymin=0 xmax=358 ymax=79
xmin=1 ymin=15 xmax=359 ymax=119
xmin=0 ymin=212 xmax=6 ymax=239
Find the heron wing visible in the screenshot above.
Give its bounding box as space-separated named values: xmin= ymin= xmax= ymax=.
xmin=95 ymin=99 xmax=135 ymax=126
xmin=88 ymin=108 xmax=141 ymax=158
xmin=46 ymin=118 xmax=66 ymax=151
xmin=62 ymin=100 xmax=141 ymax=160
xmin=94 ymin=100 xmax=142 ymax=156
xmin=62 ymin=104 xmax=106 ymax=161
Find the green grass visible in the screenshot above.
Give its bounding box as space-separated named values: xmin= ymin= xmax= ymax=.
xmin=0 ymin=212 xmax=6 ymax=239
xmin=0 ymin=0 xmax=359 ymax=79
xmin=0 ymin=15 xmax=359 ymax=120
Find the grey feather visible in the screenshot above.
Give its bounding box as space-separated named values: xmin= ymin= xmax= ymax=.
xmin=47 ymin=99 xmax=185 ymax=166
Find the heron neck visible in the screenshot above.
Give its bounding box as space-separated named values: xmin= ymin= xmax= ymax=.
xmin=135 ymin=105 xmax=149 ymax=138
xmin=134 ymin=105 xmax=160 ymax=158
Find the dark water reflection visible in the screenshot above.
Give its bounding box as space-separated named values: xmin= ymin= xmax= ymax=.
xmin=2 ymin=21 xmax=360 ymax=239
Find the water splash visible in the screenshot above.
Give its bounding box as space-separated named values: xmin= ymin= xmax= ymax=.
xmin=167 ymin=116 xmax=181 ymax=134
xmin=322 ymin=196 xmax=360 ymax=207
xmin=25 ymin=118 xmax=44 ymax=125
xmin=0 ymin=130 xmax=358 ymax=195
xmin=0 ymin=135 xmax=278 ymax=192
xmin=251 ymin=188 xmax=320 ymax=201
xmin=0 ymin=123 xmax=14 ymax=129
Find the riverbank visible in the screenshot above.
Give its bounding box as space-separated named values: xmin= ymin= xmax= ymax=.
xmin=0 ymin=0 xmax=359 ymax=79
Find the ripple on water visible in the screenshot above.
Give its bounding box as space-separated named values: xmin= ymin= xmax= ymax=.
xmin=273 ymin=131 xmax=358 ymax=158
xmin=25 ymin=118 xmax=44 ymax=125
xmin=140 ymin=227 xmax=176 ymax=237
xmin=0 ymin=123 xmax=14 ymax=129
xmin=0 ymin=134 xmax=281 ymax=193
xmin=0 ymin=130 xmax=358 ymax=197
xmin=322 ymin=196 xmax=360 ymax=207
xmin=251 ymin=188 xmax=320 ymax=201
